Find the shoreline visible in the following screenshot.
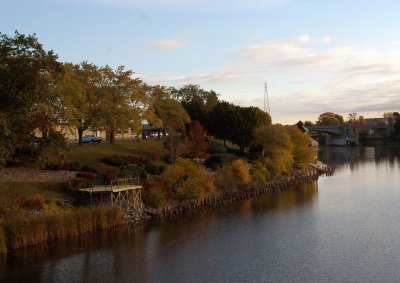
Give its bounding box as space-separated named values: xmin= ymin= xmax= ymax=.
xmin=133 ymin=162 xmax=334 ymax=221
xmin=1 ymin=163 xmax=334 ymax=255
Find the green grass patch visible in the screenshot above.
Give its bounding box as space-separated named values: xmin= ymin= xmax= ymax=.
xmin=65 ymin=141 xmax=167 ymax=174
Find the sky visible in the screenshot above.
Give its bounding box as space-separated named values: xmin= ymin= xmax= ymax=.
xmin=2 ymin=0 xmax=400 ymax=124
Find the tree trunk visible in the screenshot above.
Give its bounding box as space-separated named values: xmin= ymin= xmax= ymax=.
xmin=110 ymin=130 xmax=115 ymax=144
xmin=78 ymin=128 xmax=83 ymax=146
xmin=42 ymin=128 xmax=48 ymax=146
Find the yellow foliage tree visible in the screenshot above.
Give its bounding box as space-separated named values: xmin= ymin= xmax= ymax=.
xmin=161 ymin=158 xmax=215 ymax=200
xmin=285 ymin=126 xmax=316 ymax=170
xmin=216 ymin=159 xmax=252 ymax=191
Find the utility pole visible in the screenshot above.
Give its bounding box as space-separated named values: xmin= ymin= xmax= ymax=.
xmin=264 ymin=81 xmax=270 ymax=114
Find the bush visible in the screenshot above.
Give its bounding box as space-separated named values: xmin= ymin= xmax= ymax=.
xmin=66 ymin=178 xmax=92 ymax=191
xmin=101 ymin=156 xmax=129 ymax=167
xmin=81 ymin=164 xmax=99 ymax=174
xmin=145 ymin=162 xmax=166 ymax=175
xmin=208 ymin=141 xmax=227 ymax=154
xmin=105 ymin=171 xmax=119 ymax=184
xmin=145 ymin=162 xmax=160 ymax=175
xmin=162 ymin=158 xmax=216 ymax=201
xmin=123 ymin=155 xmax=148 ymax=165
xmin=61 ymin=161 xmax=81 ymax=171
xmin=119 ymin=164 xmax=147 ymax=179
xmin=205 ymin=153 xmax=236 ymax=170
xmin=76 ymin=172 xmax=97 ymax=180
xmin=216 ymin=159 xmax=252 ymax=192
xmin=144 ymin=184 xmax=168 ymax=208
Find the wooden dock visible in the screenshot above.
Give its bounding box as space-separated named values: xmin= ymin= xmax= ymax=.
xmin=77 ymin=177 xmax=143 ymax=208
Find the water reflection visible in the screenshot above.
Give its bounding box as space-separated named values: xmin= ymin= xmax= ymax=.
xmin=318 ymin=146 xmax=400 ymax=170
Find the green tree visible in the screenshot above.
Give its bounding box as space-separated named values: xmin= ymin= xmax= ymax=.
xmin=0 ymin=31 xmax=62 ymax=166
xmin=208 ymin=101 xmax=238 ymax=146
xmin=316 ymin=112 xmax=344 ymax=125
xmin=102 ymin=65 xmax=143 ymax=143
xmin=143 ymin=85 xmax=171 ymax=137
xmin=171 ymin=84 xmax=219 ymax=128
xmin=232 ymin=106 xmax=271 ymax=152
xmin=155 ymin=98 xmax=190 ymax=163
xmin=56 ymin=63 xmax=87 ymax=145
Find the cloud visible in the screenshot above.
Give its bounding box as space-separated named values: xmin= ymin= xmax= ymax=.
xmin=142 ymin=34 xmax=400 ymax=123
xmin=148 ymin=38 xmax=185 ymax=52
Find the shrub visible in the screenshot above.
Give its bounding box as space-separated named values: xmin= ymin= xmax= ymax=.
xmin=208 ymin=141 xmax=227 ymax=154
xmin=123 ymin=155 xmax=148 ymax=165
xmin=119 ymin=164 xmax=147 ymax=179
xmin=17 ymin=196 xmax=45 ymax=210
xmin=81 ymin=164 xmax=99 ymax=174
xmin=162 ymin=158 xmax=216 ymax=201
xmin=249 ymin=160 xmax=270 ymax=185
xmin=216 ymin=159 xmax=252 ymax=192
xmin=145 ymin=162 xmax=159 ymax=175
xmin=76 ymin=172 xmax=97 ymax=180
xmin=144 ymin=184 xmax=168 ymax=208
xmin=145 ymin=162 xmax=166 ymax=175
xmin=105 ymin=171 xmax=119 ymax=184
xmin=101 ymin=156 xmax=129 ymax=167
xmin=205 ymin=153 xmax=236 ymax=170
xmin=66 ymin=177 xmax=92 ymax=192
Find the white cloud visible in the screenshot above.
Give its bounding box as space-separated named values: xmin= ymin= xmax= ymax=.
xmin=148 ymin=38 xmax=185 ymax=52
xmin=142 ymin=34 xmax=400 ymax=123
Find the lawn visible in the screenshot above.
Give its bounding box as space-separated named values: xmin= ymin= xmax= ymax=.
xmin=64 ymin=140 xmax=167 ymax=173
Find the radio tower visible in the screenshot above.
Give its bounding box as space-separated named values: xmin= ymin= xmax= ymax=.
xmin=264 ymin=81 xmax=270 ymax=114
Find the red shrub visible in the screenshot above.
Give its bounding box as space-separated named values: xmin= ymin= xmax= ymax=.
xmin=156 ymin=179 xmax=167 ymax=191
xmin=76 ymin=172 xmax=97 ymax=180
xmin=105 ymin=172 xmax=119 ymax=185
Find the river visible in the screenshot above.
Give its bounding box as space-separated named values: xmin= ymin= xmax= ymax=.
xmin=1 ymin=146 xmax=400 ymax=282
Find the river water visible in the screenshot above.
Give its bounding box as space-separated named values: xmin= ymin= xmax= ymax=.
xmin=1 ymin=146 xmax=400 ymax=282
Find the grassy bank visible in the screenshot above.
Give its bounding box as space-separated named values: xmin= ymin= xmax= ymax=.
xmin=0 ymin=182 xmax=72 ymax=217
xmin=64 ymin=141 xmax=167 ymax=173
xmin=0 ymin=206 xmax=125 ymax=254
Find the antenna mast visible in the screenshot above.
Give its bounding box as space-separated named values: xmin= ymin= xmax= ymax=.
xmin=264 ymin=81 xmax=270 ymax=114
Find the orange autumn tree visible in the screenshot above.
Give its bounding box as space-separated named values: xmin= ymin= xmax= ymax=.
xmin=186 ymin=120 xmax=208 ymax=159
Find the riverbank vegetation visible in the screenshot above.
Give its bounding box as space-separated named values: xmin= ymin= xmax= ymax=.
xmin=0 ymin=206 xmax=124 ymax=251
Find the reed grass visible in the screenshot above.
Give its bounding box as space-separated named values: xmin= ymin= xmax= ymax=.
xmin=0 ymin=206 xmax=125 ymax=253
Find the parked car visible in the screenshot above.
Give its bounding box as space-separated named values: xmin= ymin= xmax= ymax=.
xmin=82 ymin=135 xmax=102 ymax=144
xmin=149 ymin=133 xmax=158 ymax=138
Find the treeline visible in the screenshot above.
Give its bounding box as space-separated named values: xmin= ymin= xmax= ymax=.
xmin=0 ymin=31 xmax=272 ymax=167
